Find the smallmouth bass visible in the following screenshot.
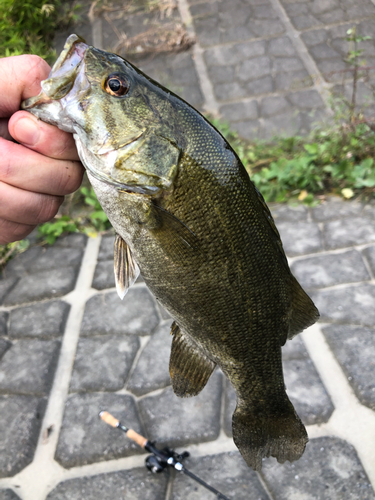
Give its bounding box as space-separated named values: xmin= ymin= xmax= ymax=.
xmin=23 ymin=35 xmax=319 ymax=470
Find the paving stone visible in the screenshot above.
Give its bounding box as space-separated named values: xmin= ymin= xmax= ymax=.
xmin=282 ymin=0 xmax=375 ymax=31
xmin=53 ymin=233 xmax=88 ymax=248
xmin=282 ymin=335 xmax=310 ymax=360
xmin=262 ymin=110 xmax=303 ymax=138
xmin=4 ymin=268 xmax=78 ymax=306
xmin=138 ymin=371 xmax=222 ymax=448
xmin=283 ymin=357 xmax=334 ymax=425
xmin=127 ymin=323 xmax=172 ymax=396
xmin=219 ymin=100 xmax=258 ymax=122
xmin=286 ymin=89 xmax=325 ymax=109
xmin=171 ymin=451 xmax=269 ymax=500
xmin=0 ymin=277 xmax=18 ymax=305
xmin=310 ymin=284 xmax=375 ymax=325
xmin=9 ymin=301 xmax=70 ymax=339
xmin=277 ymin=221 xmax=323 ymax=256
xmin=0 ymin=395 xmax=46 ymax=477
xmin=81 ymin=289 xmax=159 ymax=336
xmin=323 ymin=216 xmax=375 ymax=249
xmin=290 ymin=250 xmax=370 ymax=289
xmin=0 ymin=490 xmax=21 ymax=500
xmin=69 ymin=335 xmax=140 ymax=392
xmin=0 ymin=340 xmax=10 ymax=361
xmin=92 ymin=260 xmax=115 ymax=290
xmin=3 ymin=246 xmax=83 ymax=277
xmin=230 ymin=120 xmax=262 ymax=140
xmin=363 ymin=246 xmax=375 ymax=276
xmin=0 ymin=340 xmax=61 ymax=396
xmin=0 ymin=312 xmax=7 ymax=337
xmin=312 ymin=197 xmax=364 ymax=221
xmin=46 ymin=467 xmax=168 ymax=500
xmin=97 ymin=235 xmax=115 ymax=261
xmin=274 ymin=69 xmax=312 ymax=91
xmin=55 ymin=393 xmax=143 ymax=468
xmin=262 ymin=436 xmax=375 ymax=500
xmin=270 ymin=203 xmax=308 ymax=223
xmin=245 ymin=75 xmax=274 ymax=95
xmin=323 ymin=324 xmax=375 ymax=410
xmin=261 ymin=95 xmax=290 ymax=118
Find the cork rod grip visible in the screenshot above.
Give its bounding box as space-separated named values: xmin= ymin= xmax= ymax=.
xmin=127 ymin=428 xmax=148 ymax=448
xmin=99 ymin=411 xmax=119 ymax=428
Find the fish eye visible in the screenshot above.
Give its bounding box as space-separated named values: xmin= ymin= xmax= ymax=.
xmin=104 ymin=74 xmax=129 ymax=97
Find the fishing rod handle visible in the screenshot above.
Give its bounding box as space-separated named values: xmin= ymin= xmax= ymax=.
xmin=99 ymin=411 xmax=148 ymax=448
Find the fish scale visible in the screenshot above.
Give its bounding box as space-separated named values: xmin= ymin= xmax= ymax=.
xmin=22 ymin=34 xmax=319 ymax=471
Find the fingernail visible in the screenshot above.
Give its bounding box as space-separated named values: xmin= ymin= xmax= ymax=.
xmin=13 ymin=116 xmax=40 ymax=146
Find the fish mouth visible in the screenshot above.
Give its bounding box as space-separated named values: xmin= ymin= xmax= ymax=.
xmin=22 ymin=34 xmax=89 ymax=109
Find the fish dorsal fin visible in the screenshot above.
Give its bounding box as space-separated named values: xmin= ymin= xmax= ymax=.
xmin=169 ymin=321 xmax=216 ymax=397
xmin=114 ymin=234 xmax=140 ymax=300
xmin=288 ymin=276 xmax=319 ymax=340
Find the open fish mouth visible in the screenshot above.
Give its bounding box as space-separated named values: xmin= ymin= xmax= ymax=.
xmin=23 ymin=35 xmax=88 ymax=109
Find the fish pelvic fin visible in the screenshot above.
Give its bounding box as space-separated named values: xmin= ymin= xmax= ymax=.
xmin=169 ymin=322 xmax=216 ymax=397
xmin=232 ymin=397 xmax=308 ymax=471
xmin=288 ymin=276 xmax=319 ymax=340
xmin=114 ymin=234 xmax=140 ymax=300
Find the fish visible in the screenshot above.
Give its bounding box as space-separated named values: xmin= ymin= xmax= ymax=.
xmin=23 ymin=34 xmax=319 ymax=471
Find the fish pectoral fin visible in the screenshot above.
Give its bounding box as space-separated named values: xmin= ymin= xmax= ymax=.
xmin=288 ymin=275 xmax=319 ymax=340
xmin=169 ymin=321 xmax=216 ymax=397
xmin=114 ymin=234 xmax=140 ymax=300
xmin=151 ymin=202 xmax=202 ymax=261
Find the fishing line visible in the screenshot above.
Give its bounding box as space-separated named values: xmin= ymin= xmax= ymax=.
xmin=99 ymin=410 xmax=231 ymax=500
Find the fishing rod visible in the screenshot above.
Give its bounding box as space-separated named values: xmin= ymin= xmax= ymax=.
xmin=99 ymin=410 xmax=231 ymax=500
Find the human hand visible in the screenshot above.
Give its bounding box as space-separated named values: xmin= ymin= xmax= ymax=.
xmin=0 ymin=54 xmax=84 ymax=245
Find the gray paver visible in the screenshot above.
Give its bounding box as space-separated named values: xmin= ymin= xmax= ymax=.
xmin=0 ymin=491 xmax=21 ymax=500
xmin=0 ymin=340 xmax=10 ymax=360
xmin=97 ymin=234 xmax=115 ymax=261
xmin=9 ymin=301 xmax=70 ymax=339
xmin=53 ymin=233 xmax=88 ymax=248
xmin=4 ymin=247 xmax=83 ymax=277
xmin=262 ymin=437 xmax=375 ymax=500
xmin=277 ymin=221 xmax=323 ymax=256
xmin=290 ymin=250 xmax=370 ymax=289
xmin=171 ymin=451 xmax=269 ymax=500
xmin=92 ymin=260 xmax=115 ymax=290
xmin=55 ymin=393 xmax=143 ymax=468
xmin=363 ymin=246 xmax=375 ymax=276
xmin=310 ymin=284 xmax=375 ymax=325
xmin=4 ymin=268 xmax=79 ymax=306
xmin=127 ymin=323 xmax=172 ymax=396
xmin=270 ymin=203 xmax=308 ymax=222
xmin=0 ymin=395 xmax=46 ymax=477
xmin=0 ymin=313 xmax=7 ymax=337
xmin=323 ymin=216 xmax=375 ymax=249
xmin=138 ymin=371 xmax=222 ymax=448
xmin=46 ymin=468 xmax=168 ymax=500
xmin=0 ymin=277 xmax=18 ymax=305
xmin=312 ymin=197 xmax=364 ymax=221
xmin=81 ymin=289 xmax=159 ymax=337
xmin=0 ymin=340 xmax=60 ymax=396
xmin=69 ymin=335 xmax=140 ymax=393
xmin=323 ymin=324 xmax=375 ymax=411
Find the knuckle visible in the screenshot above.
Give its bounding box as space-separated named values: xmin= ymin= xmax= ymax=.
xmin=0 ymin=218 xmax=35 ymax=244
xmin=20 ymin=55 xmax=50 ymax=82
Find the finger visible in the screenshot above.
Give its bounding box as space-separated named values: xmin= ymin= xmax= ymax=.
xmin=0 ymin=218 xmax=36 ymax=245
xmin=0 ymin=119 xmax=12 ymax=141
xmin=0 ymin=138 xmax=84 ymax=196
xmin=0 ymin=181 xmax=64 ymax=226
xmin=0 ymin=55 xmax=51 ymax=118
xmin=9 ymin=111 xmax=80 ymax=161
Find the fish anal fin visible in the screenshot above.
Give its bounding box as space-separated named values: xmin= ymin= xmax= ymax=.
xmin=169 ymin=321 xmax=216 ymax=397
xmin=288 ymin=276 xmax=319 ymax=340
xmin=114 ymin=234 xmax=140 ymax=300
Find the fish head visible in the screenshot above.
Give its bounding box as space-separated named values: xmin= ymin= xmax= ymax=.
xmin=23 ymin=34 xmax=182 ymax=196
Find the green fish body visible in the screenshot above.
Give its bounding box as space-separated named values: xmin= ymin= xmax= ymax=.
xmin=23 ymin=35 xmax=319 ymax=470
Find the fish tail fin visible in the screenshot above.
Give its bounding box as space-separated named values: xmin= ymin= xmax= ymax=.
xmin=232 ymin=397 xmax=308 ymax=471
xmin=288 ymin=276 xmax=319 ymax=340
